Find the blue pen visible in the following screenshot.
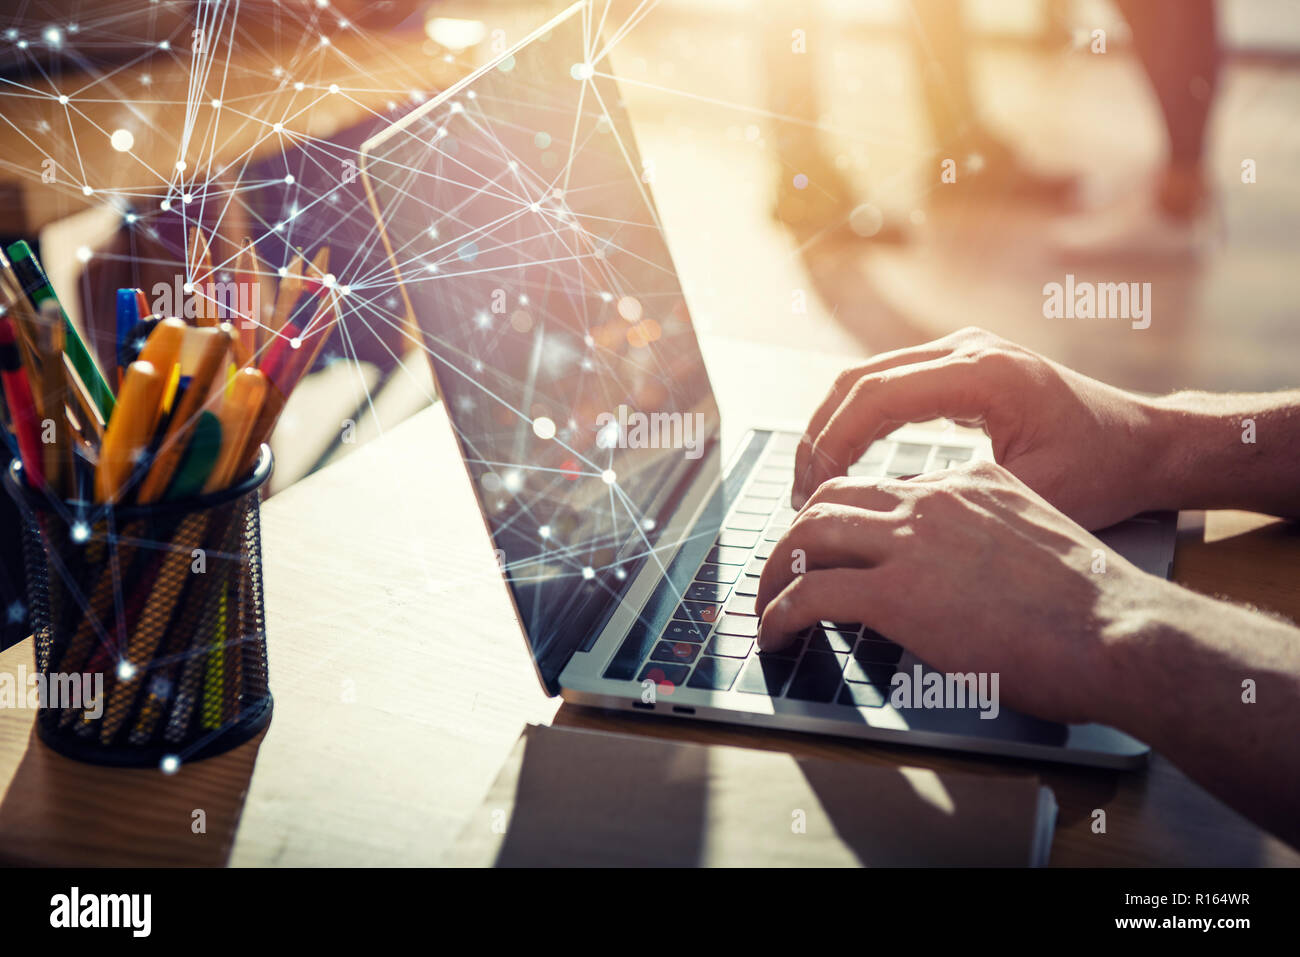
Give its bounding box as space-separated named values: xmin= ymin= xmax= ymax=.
xmin=115 ymin=288 xmax=143 ymax=385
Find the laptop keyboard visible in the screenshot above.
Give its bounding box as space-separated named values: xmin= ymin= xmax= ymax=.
xmin=624 ymin=432 xmax=974 ymax=706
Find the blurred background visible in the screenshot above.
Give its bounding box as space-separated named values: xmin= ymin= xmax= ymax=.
xmin=1 ymin=0 xmax=1298 ymax=639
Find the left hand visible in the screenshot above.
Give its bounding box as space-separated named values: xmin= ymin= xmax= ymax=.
xmin=754 ymin=461 xmax=1171 ymax=725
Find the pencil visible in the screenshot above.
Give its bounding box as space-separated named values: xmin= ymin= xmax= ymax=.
xmin=234 ymin=238 xmax=260 ymax=363
xmin=264 ymin=251 xmax=303 ymax=353
xmin=4 ymin=240 xmax=115 ymax=420
xmin=189 ymin=227 xmax=216 ymax=327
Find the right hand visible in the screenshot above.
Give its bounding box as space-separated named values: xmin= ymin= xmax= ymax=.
xmin=792 ymin=327 xmax=1167 ymax=530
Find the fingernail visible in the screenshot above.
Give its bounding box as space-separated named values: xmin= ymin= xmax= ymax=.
xmin=791 ymin=490 xmax=807 ymax=510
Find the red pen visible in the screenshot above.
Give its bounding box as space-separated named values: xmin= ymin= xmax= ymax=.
xmin=0 ymin=316 xmax=46 ymax=488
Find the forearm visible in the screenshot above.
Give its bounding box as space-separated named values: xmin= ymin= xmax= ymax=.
xmin=1100 ymin=584 xmax=1300 ymax=848
xmin=1147 ymin=390 xmax=1300 ymax=518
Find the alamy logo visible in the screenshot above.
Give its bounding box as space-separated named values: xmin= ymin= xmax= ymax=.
xmin=890 ymin=666 xmax=1000 ymax=719
xmin=151 ymin=276 xmax=261 ymax=325
xmin=0 ymin=666 xmax=103 ymax=718
xmin=1043 ymin=273 xmax=1151 ymax=330
xmin=595 ymin=404 xmax=707 ymax=460
xmin=50 ymin=887 xmax=151 ymax=937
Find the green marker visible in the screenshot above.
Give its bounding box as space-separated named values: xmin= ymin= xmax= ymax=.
xmin=165 ymin=411 xmax=222 ymax=500
xmin=5 ymin=240 xmax=115 ymax=419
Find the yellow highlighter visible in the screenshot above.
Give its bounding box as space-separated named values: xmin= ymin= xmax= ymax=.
xmin=204 ymin=367 xmax=267 ymax=493
xmin=95 ymin=361 xmax=163 ymax=504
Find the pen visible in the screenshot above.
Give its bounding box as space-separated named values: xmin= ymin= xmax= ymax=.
xmin=0 ymin=316 xmax=45 ymax=488
xmin=95 ymin=360 xmax=163 ymax=503
xmin=204 ymin=367 xmax=267 ymax=492
xmin=139 ymin=326 xmax=231 ymax=503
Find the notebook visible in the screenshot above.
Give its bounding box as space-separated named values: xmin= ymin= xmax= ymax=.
xmin=445 ymin=724 xmax=1057 ymax=867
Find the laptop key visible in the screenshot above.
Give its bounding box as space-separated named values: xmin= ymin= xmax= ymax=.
xmin=696 ymin=563 xmax=740 ymax=584
xmin=706 ymin=635 xmax=754 ymax=658
xmin=808 ymin=626 xmax=856 ymax=654
xmin=724 ymin=593 xmax=757 ymax=616
xmin=639 ymin=663 xmax=690 ymax=689
xmin=757 ymin=467 xmax=791 ymax=484
xmin=744 ymin=557 xmax=767 ymax=577
xmin=762 ymin=525 xmax=790 ymax=542
xmin=937 ymin=446 xmax=974 ymax=469
xmin=735 ymin=497 xmax=776 ymax=515
xmin=651 ymin=640 xmax=700 ymax=664
xmin=725 ymin=513 xmax=767 ymax=532
xmin=715 ymin=614 xmax=759 ymax=638
xmin=733 ymin=575 xmax=761 ymax=596
xmin=686 ymin=581 xmax=731 ymax=603
xmin=717 ymin=529 xmax=759 ymax=549
xmin=785 ymin=652 xmax=847 ymax=702
xmin=737 ymin=657 xmax=796 ymax=696
xmin=853 ymin=640 xmax=903 ymax=665
xmin=687 ymin=656 xmax=743 ymax=691
xmin=839 ymin=682 xmax=887 ymax=708
xmin=758 ymin=637 xmax=805 ymax=659
xmin=663 ymin=620 xmax=710 ymax=643
xmin=845 ymin=659 xmax=896 ymax=687
xmin=747 ymin=481 xmax=786 ymax=500
xmin=886 ymin=443 xmax=932 ymax=477
xmin=754 ymin=540 xmax=775 ymax=559
xmin=707 ymin=545 xmax=751 ymax=566
xmin=674 ymin=600 xmax=722 ymax=624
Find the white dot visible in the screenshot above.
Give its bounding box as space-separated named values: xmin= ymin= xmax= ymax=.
xmin=539 ymin=525 xmax=551 ymax=539
xmin=117 ymin=660 xmax=136 ymax=681
xmin=601 ymin=469 xmax=616 ymax=485
xmin=273 ymin=122 xmax=284 ymax=133
xmin=159 ymin=40 xmax=169 ymax=50
xmin=582 ymin=566 xmax=595 ymax=580
xmin=211 ymin=98 xmax=221 ymax=108
xmin=294 ymin=81 xmax=304 ymax=91
xmin=284 ymin=174 xmax=295 ymax=185
xmin=175 ymin=160 xmax=186 ymax=171
xmin=277 ymin=266 xmax=288 ymax=277
xmin=81 ymin=185 xmax=93 ymax=196
xmin=160 ymin=755 xmax=180 ymax=774
xmin=329 ymin=83 xmax=339 ymax=94
xmin=322 ymin=273 xmax=335 ymax=288
xmin=160 ymin=199 xmax=171 ymax=211
xmin=338 ymin=284 xmax=351 ymax=295
xmin=110 ymin=128 xmax=134 ymax=152
xmin=70 ymin=521 xmax=90 ymax=543
xmin=58 ymin=94 xmax=68 ymax=104
xmin=532 ymin=416 xmax=556 ymax=440
xmin=182 ymin=193 xmax=192 ymax=204
xmin=75 ymin=246 xmax=91 ymax=262
xmin=290 ymin=337 xmax=302 ymax=349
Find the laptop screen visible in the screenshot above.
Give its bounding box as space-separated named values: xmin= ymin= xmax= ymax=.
xmin=361 ymin=3 xmax=720 ymax=693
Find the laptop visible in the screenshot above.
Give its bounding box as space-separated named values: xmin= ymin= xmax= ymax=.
xmin=359 ymin=0 xmax=1176 ymax=768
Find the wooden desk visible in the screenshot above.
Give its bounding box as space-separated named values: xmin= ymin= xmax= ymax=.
xmin=1 ymin=336 xmax=1298 ymax=866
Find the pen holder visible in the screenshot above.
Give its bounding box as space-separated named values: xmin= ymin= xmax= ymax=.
xmin=3 ymin=447 xmax=274 ymax=767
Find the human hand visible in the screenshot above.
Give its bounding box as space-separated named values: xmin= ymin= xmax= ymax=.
xmin=792 ymin=327 xmax=1167 ymax=530
xmin=757 ymin=461 xmax=1177 ymax=725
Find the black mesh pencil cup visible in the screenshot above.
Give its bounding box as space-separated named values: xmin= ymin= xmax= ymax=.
xmin=3 ymin=446 xmax=274 ymax=767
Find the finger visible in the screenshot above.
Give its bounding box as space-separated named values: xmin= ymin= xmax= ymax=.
xmin=798 ymin=477 xmax=907 ymax=514
xmin=757 ymin=566 xmax=900 ymax=652
xmin=755 ymin=502 xmax=896 ymax=619
xmin=793 ymin=343 xmax=955 ymax=504
xmin=799 ymin=356 xmax=990 ymax=503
